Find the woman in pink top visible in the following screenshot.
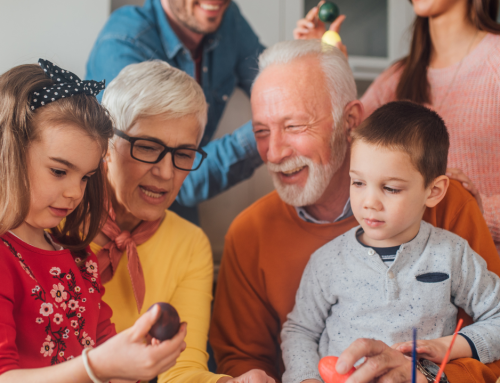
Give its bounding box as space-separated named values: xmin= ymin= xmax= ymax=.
xmin=296 ymin=0 xmax=500 ymax=252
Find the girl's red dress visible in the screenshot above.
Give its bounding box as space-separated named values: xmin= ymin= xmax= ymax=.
xmin=0 ymin=232 xmax=116 ymax=374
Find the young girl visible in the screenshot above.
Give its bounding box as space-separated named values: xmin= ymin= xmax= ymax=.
xmin=0 ymin=60 xmax=187 ymax=383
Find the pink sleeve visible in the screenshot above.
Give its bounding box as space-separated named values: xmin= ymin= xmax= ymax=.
xmin=360 ymin=64 xmax=402 ymax=119
xmin=481 ymin=193 xmax=500 ymax=243
xmin=0 ymin=252 xmax=20 ymax=374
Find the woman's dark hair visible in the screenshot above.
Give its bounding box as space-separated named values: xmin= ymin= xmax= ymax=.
xmin=0 ymin=64 xmax=113 ymax=253
xmin=396 ymin=0 xmax=500 ymax=105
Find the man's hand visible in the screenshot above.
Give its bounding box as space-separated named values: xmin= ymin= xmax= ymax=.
xmin=446 ymin=168 xmax=484 ymax=214
xmin=293 ymin=2 xmax=347 ymax=57
xmin=217 ymin=369 xmax=276 ymax=383
xmin=337 ymin=338 xmax=427 ymax=383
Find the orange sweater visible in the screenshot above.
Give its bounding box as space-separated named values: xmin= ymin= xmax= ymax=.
xmin=210 ymin=180 xmax=500 ymax=383
xmin=361 ymin=33 xmax=500 ymax=252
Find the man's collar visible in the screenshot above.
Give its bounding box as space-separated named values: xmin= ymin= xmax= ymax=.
xmin=295 ymin=198 xmax=352 ymax=224
xmin=152 ymin=0 xmax=221 ymax=59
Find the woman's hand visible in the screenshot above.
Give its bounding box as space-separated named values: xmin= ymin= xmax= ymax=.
xmin=446 ymin=168 xmax=484 ymax=214
xmin=336 ymin=338 xmax=427 ymax=383
xmin=293 ymin=2 xmax=347 ymax=57
xmin=217 ymin=369 xmax=276 ymax=383
xmin=89 ymin=305 xmax=187 ymax=382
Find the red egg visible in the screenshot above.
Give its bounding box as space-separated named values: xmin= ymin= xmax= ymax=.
xmin=148 ymin=302 xmax=180 ymax=341
xmin=318 ymin=356 xmax=356 ymax=383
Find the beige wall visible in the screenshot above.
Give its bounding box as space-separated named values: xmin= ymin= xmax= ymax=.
xmin=0 ymin=0 xmax=110 ymax=78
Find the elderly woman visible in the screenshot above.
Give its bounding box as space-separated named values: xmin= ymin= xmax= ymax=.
xmin=90 ymin=61 xmax=274 ymax=383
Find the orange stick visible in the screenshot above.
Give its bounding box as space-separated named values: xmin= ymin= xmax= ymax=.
xmin=434 ymin=319 xmax=464 ymax=383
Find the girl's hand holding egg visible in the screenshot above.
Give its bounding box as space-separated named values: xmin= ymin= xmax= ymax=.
xmin=148 ymin=302 xmax=181 ymax=342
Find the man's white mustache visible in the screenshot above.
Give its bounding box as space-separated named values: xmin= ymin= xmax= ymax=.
xmin=267 ymin=156 xmax=312 ymax=173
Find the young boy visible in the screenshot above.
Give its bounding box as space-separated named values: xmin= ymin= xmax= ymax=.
xmin=280 ymin=101 xmax=500 ymax=383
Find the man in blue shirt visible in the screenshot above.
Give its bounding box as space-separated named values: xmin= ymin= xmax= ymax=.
xmin=86 ymin=0 xmax=265 ymax=223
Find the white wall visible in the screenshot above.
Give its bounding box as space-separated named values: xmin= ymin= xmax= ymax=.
xmin=0 ymin=0 xmax=110 ymax=78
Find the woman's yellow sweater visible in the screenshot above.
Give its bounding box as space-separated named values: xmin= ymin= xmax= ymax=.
xmin=90 ymin=211 xmax=226 ymax=383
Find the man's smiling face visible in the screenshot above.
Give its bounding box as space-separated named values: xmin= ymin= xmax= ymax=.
xmin=251 ymin=55 xmax=348 ymax=207
xmin=165 ymin=0 xmax=231 ymax=34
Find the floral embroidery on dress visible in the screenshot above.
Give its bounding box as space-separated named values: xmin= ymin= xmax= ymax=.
xmin=53 ymin=313 xmax=64 ymax=325
xmin=3 ymin=238 xmax=100 ymax=365
xmin=40 ymin=335 xmax=55 ymax=357
xmin=40 ymin=302 xmax=54 ymax=317
xmin=81 ymin=331 xmax=95 ymax=348
xmin=50 ymin=283 xmax=68 ymax=302
xmin=79 ymin=259 xmax=101 ymax=294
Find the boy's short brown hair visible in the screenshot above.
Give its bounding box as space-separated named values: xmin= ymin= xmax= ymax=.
xmin=352 ymin=101 xmax=449 ymax=187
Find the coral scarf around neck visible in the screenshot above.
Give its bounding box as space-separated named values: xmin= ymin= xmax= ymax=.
xmin=96 ymin=206 xmax=162 ymax=312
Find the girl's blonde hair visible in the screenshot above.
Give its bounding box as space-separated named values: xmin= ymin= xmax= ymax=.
xmin=0 ymin=64 xmax=113 ymax=251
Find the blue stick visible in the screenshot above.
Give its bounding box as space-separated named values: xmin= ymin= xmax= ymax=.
xmin=412 ymin=328 xmax=417 ymax=383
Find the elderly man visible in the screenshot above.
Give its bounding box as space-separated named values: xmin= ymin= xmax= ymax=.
xmin=86 ymin=0 xmax=264 ymax=222
xmin=210 ymin=40 xmax=500 ymax=383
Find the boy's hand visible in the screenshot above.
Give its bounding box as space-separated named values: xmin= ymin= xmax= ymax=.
xmin=392 ymin=335 xmax=472 ymax=364
xmin=392 ymin=339 xmax=448 ymax=363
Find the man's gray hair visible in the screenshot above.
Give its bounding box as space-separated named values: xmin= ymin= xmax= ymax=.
xmin=257 ymin=40 xmax=357 ymax=126
xmin=102 ymin=60 xmax=207 ymax=135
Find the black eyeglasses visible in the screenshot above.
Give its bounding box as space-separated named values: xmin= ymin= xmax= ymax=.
xmin=114 ymin=129 xmax=207 ymax=171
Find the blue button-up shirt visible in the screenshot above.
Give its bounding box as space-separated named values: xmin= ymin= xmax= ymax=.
xmin=86 ymin=0 xmax=265 ymax=207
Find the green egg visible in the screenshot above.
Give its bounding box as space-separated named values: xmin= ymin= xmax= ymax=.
xmin=318 ymin=2 xmax=340 ymax=23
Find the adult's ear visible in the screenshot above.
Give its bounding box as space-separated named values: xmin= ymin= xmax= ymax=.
xmin=343 ymin=100 xmax=364 ymax=142
xmin=425 ymin=175 xmax=450 ymax=208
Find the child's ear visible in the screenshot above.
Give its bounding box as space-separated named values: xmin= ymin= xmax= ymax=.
xmin=104 ymin=147 xmax=112 ymax=164
xmin=425 ymin=175 xmax=450 ymax=208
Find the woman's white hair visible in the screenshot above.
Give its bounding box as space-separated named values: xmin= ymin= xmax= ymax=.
xmin=102 ymin=60 xmax=207 ymax=136
xmin=257 ymin=39 xmax=357 ymax=127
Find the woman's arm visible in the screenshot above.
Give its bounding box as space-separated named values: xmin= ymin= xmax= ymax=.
xmin=0 ymin=307 xmax=187 ymax=383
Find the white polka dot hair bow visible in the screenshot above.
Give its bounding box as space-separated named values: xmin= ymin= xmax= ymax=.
xmin=30 ymin=59 xmax=105 ymax=111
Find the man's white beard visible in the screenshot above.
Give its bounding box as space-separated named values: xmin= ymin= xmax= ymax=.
xmin=267 ymin=132 xmax=347 ymax=207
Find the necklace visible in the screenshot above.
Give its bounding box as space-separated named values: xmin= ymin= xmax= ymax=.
xmin=435 ymin=29 xmax=479 ymax=111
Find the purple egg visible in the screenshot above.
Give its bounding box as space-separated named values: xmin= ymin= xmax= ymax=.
xmin=148 ymin=302 xmax=180 ymax=341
